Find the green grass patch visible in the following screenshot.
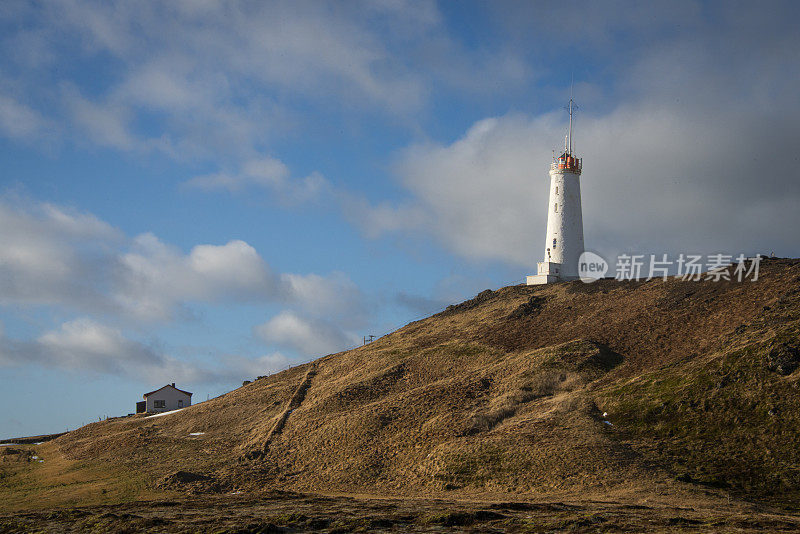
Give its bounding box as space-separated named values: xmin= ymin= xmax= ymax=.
xmin=601 ymin=331 xmax=800 ymax=503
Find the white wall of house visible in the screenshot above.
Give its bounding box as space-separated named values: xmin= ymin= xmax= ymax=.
xmin=144 ymin=385 xmax=192 ymax=412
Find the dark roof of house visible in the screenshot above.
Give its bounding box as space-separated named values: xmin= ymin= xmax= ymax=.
xmin=142 ymin=384 xmax=193 ymax=399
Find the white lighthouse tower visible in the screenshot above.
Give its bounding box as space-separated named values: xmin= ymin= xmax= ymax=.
xmin=527 ymin=98 xmax=584 ymax=285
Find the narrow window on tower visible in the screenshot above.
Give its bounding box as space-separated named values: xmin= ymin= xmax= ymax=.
xmin=554 ymin=203 xmax=558 ymax=212
xmin=555 ymin=186 xmax=558 ymax=194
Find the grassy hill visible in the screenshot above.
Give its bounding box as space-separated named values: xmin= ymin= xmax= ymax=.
xmin=3 ymin=258 xmax=800 ymax=524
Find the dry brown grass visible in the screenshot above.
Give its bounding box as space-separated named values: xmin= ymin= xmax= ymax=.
xmin=0 ymin=441 xmax=155 ymax=512
xmin=1 ymin=257 xmax=799 ymax=527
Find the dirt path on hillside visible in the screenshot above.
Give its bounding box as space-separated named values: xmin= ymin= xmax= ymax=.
xmin=246 ymin=365 xmax=318 ymax=460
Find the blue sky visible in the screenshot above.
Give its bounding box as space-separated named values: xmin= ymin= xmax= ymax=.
xmin=1 ymin=0 xmax=799 ymax=438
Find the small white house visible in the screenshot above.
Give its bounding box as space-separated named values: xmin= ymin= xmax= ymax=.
xmin=137 ymin=383 xmax=192 ymax=413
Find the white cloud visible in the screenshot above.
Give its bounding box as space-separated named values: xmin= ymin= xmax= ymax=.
xmin=221 ymin=2 xmax=428 ymax=113
xmin=0 ymin=199 xmax=368 ymax=325
xmin=0 ymin=318 xmax=173 ymax=380
xmin=114 ymin=234 xmax=277 ymax=320
xmin=63 ymin=86 xmax=136 ymax=150
xmin=36 ymin=318 xmax=161 ymax=374
xmin=185 ymin=156 xmax=330 ymax=204
xmin=339 ymin=194 xmax=430 ymax=239
xmin=345 ymin=15 xmax=800 ymax=264
xmin=346 ymin=115 xmax=553 ymax=265
xmin=55 ymin=0 xmax=136 ymax=56
xmin=234 ymin=157 xmax=290 ymax=188
xmin=189 ymin=240 xmax=272 ymax=288
xmin=114 ymin=233 xmax=367 ymax=323
xmin=349 ymin=103 xmax=800 ymax=265
xmin=0 ymin=93 xmax=51 ymax=140
xmin=254 ymin=311 xmax=358 ymax=357
xmin=0 ymin=0 xmax=532 ymax=159
xmin=0 ymin=317 xmax=295 ymax=384
xmin=114 ymin=56 xmax=207 ymax=112
xmin=278 ymin=271 xmax=368 ymax=327
xmin=0 ymin=199 xmax=121 ymax=308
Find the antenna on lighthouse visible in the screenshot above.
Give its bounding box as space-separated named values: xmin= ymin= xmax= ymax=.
xmin=566 ymin=76 xmax=578 ymax=156
xmin=568 ymin=98 xmax=573 ymax=155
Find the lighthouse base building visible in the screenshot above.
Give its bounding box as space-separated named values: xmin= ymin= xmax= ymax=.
xmin=528 ymin=99 xmax=585 ymax=285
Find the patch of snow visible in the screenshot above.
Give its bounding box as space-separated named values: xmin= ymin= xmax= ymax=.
xmin=31 ymin=455 xmax=39 ymax=460
xmin=602 ymin=412 xmax=608 ymax=417
xmin=145 ymin=408 xmax=185 ymax=419
xmin=33 ymin=442 xmax=44 ymax=445
xmin=603 ymin=420 xmax=613 ymax=426
xmin=0 ymin=443 xmax=22 ymax=447
xmin=188 ymin=432 xmax=205 ymax=436
xmin=38 ymin=459 xmax=44 ymax=463
xmin=229 ymin=490 xmax=243 ymax=495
